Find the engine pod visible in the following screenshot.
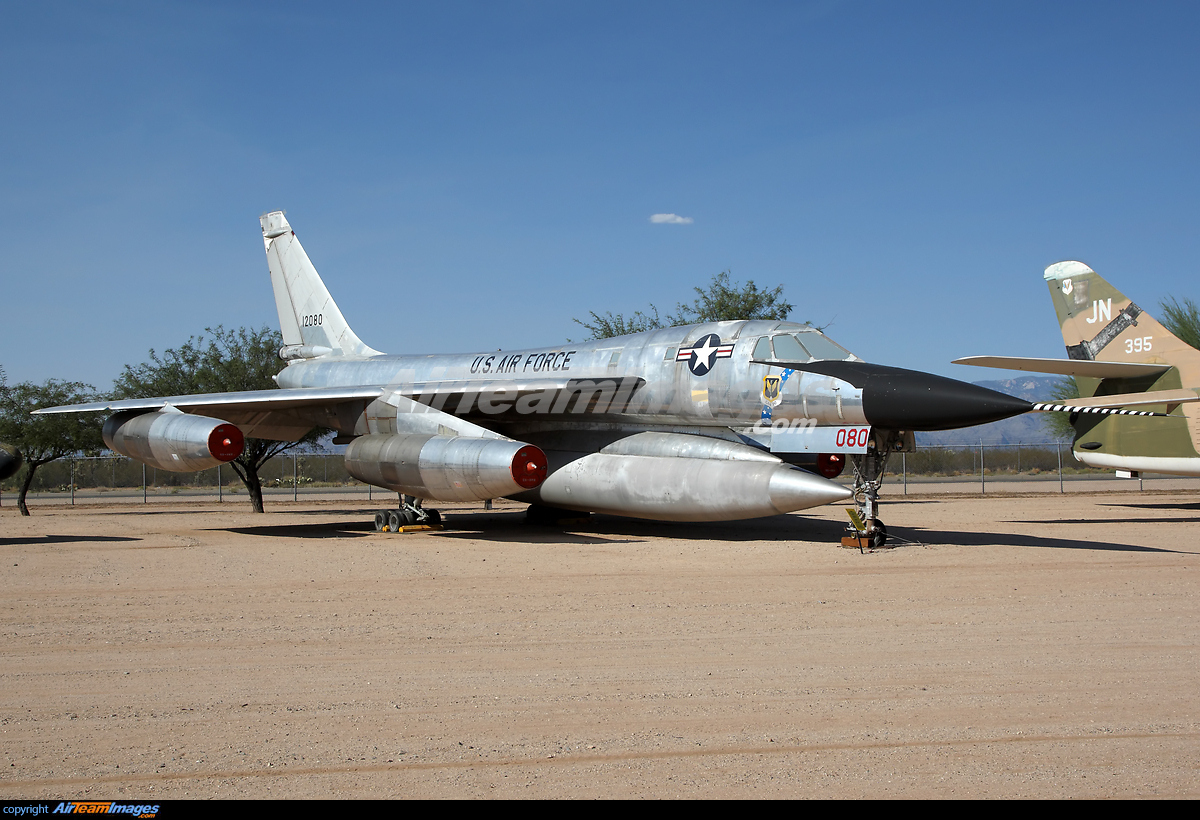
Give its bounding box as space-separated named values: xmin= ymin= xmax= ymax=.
xmin=344 ymin=433 xmax=547 ymax=502
xmin=103 ymin=410 xmax=244 ymax=472
xmin=514 ymin=451 xmax=852 ymax=521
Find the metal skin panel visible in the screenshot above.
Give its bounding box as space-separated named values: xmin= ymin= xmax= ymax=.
xmin=510 ymin=451 xmax=851 ymax=521
xmin=343 ymin=433 xmax=547 ymax=502
xmin=102 ymin=411 xmax=244 ymax=472
xmin=599 ymin=431 xmax=780 ymax=462
xmin=770 ymin=425 xmax=872 ymax=454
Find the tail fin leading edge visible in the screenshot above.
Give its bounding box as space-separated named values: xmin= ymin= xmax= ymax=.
xmin=261 ymin=211 xmax=381 ymax=359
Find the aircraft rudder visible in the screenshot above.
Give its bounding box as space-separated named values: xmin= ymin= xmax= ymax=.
xmin=260 ymin=211 xmax=380 ymax=359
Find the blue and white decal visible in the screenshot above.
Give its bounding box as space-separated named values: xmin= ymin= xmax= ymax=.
xmin=760 ymin=368 xmax=796 ymax=424
xmin=676 ymin=334 xmax=735 ymax=376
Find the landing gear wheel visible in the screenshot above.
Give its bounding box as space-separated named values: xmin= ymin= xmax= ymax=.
xmin=374 ymin=496 xmax=442 ymax=532
xmin=846 ymin=429 xmax=911 ymax=551
xmin=870 ymin=519 xmax=888 ymax=550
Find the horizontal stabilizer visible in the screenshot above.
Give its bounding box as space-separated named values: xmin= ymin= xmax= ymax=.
xmin=952 ymin=356 xmax=1172 ymax=378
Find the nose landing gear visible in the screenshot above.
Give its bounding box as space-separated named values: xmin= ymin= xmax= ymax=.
xmin=841 ymin=429 xmax=911 ymax=551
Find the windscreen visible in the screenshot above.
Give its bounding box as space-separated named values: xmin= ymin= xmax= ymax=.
xmin=796 ymin=331 xmax=851 ymax=360
xmin=770 ymin=334 xmax=810 ymax=362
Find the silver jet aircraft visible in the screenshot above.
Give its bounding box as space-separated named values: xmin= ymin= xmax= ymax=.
xmin=41 ymin=212 xmax=1118 ymax=543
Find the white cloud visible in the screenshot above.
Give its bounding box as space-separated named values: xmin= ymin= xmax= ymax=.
xmin=649 ymin=213 xmax=693 ymax=224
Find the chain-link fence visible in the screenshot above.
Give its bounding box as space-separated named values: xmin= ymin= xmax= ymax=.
xmin=0 ymin=443 xmax=1185 ymax=507
xmin=886 ymin=442 xmax=1159 ymax=494
xmin=900 ymin=442 xmax=1068 ymax=476
xmin=1 ymin=452 xmax=392 ymax=505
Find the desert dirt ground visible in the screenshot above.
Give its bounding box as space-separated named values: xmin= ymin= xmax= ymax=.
xmin=1 ymin=488 xmax=1198 ymax=799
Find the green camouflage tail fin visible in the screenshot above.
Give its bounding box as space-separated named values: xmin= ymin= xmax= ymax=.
xmin=1043 ymin=261 xmax=1200 ymax=470
xmin=1044 ymin=261 xmax=1193 ymax=368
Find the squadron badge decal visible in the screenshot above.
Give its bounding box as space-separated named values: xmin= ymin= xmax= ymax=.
xmin=676 ymin=334 xmax=735 ymax=376
xmin=762 ymin=375 xmax=782 ymax=406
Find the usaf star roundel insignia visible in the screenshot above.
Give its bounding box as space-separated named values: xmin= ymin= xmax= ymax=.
xmin=676 ymin=333 xmax=735 ymax=376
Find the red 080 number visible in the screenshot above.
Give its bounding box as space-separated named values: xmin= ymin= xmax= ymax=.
xmin=834 ymin=427 xmax=869 ymax=448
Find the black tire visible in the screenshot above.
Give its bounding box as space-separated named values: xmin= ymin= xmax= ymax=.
xmin=387 ymin=510 xmax=403 ymax=532
xmin=871 ymin=519 xmax=888 ymax=549
xmin=374 ymin=511 xmax=388 ymax=531
xmin=426 ymin=509 xmax=442 ymax=526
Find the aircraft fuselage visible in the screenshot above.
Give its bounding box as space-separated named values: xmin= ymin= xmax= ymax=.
xmin=274 ymin=319 xmax=868 ymax=438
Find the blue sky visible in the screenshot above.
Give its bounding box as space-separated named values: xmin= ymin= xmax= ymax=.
xmin=3 ymin=1 xmax=1198 ymax=388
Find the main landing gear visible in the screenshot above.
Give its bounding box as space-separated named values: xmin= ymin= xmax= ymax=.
xmin=844 ymin=429 xmax=912 ymax=551
xmin=374 ymin=495 xmax=442 ymax=533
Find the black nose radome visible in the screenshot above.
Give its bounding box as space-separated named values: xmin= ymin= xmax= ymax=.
xmin=791 ymin=361 xmax=1034 ymax=431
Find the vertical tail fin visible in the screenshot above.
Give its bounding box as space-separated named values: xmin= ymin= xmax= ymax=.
xmin=1043 ymin=261 xmax=1200 ymax=465
xmin=260 ymin=211 xmax=381 ymax=359
xmin=1044 ymin=261 xmax=1192 ymax=366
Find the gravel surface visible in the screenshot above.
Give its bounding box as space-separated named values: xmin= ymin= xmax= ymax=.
xmin=1 ymin=491 xmax=1197 ymax=798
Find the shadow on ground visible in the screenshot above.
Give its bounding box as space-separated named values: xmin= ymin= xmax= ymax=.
xmin=0 ymin=534 xmax=141 ymax=547
xmin=210 ymin=507 xmax=1181 ymax=554
xmin=218 ymin=508 xmax=845 ymax=545
xmin=899 ymin=527 xmax=1182 ymax=553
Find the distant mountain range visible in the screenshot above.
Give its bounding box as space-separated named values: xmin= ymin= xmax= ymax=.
xmin=917 ymin=376 xmax=1068 ymax=446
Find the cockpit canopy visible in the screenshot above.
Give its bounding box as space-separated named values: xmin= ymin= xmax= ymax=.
xmin=752 ymin=329 xmax=854 ymax=362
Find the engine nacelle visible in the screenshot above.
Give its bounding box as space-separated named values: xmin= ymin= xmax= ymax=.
xmin=103 ymin=410 xmax=245 ymax=472
xmin=344 ymin=433 xmax=548 ymax=502
xmin=0 ymin=443 xmax=22 ymax=481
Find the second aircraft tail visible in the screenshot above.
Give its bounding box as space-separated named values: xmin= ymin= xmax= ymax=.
xmin=1042 ymin=260 xmax=1200 ymax=469
xmin=1044 ymin=260 xmax=1193 ymax=368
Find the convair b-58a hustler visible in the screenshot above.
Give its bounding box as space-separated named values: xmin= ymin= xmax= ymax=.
xmin=38 ymin=213 xmax=1152 ymax=544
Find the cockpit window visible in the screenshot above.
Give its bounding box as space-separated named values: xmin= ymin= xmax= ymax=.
xmin=752 ymin=337 xmax=773 ymax=360
xmin=796 ymin=332 xmax=851 ymax=360
xmin=770 ymin=334 xmax=810 ymax=362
